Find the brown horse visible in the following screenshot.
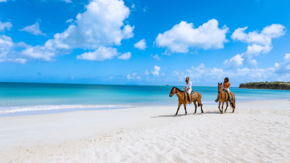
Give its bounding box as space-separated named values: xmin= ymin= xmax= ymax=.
xmin=169 ymin=86 xmax=203 ymax=116
xmin=217 ymin=83 xmax=236 ymax=113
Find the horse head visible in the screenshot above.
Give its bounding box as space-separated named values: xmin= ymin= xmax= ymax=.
xmin=169 ymin=86 xmax=176 ymax=97
xmin=218 ymin=82 xmax=223 ymax=93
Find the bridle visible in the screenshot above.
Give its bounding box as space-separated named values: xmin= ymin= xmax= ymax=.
xmin=218 ymin=84 xmax=222 ymax=93
xmin=170 ymin=87 xmax=181 ymax=97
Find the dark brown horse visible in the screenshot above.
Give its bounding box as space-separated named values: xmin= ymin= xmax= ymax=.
xmin=217 ymin=83 xmax=236 ymax=113
xmin=169 ymin=86 xmax=203 ymax=116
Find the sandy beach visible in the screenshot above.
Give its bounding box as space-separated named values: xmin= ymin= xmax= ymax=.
xmin=1 ymin=100 xmax=290 ymax=163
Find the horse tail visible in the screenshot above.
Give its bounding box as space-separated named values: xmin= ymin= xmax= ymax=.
xmin=231 ymin=93 xmax=235 ymax=109
xmin=197 ymin=92 xmax=202 ymax=107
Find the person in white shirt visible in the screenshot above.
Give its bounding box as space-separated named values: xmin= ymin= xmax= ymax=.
xmin=183 ymin=77 xmax=192 ymax=103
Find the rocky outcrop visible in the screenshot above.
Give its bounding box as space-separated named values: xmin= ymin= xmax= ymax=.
xmin=239 ymin=82 xmax=290 ymax=90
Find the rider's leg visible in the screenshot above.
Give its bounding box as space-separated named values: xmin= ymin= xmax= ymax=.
xmin=215 ymin=95 xmax=218 ymax=102
xmin=188 ymin=93 xmax=191 ymax=102
xmin=227 ymin=90 xmax=232 ymax=102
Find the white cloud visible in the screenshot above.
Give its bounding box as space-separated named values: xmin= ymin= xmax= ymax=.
xmin=151 ymin=65 xmax=160 ymax=76
xmin=47 ymin=0 xmax=134 ymax=50
xmin=20 ymin=45 xmax=56 ymax=61
xmin=224 ymin=24 xmax=286 ymax=68
xmin=20 ymin=0 xmax=134 ymax=62
xmin=0 ymin=0 xmax=7 ymax=2
xmin=246 ymin=44 xmax=271 ymax=55
xmin=66 ymin=19 xmax=73 ymax=23
xmin=134 ymin=39 xmax=146 ymax=50
xmin=150 ymin=54 xmax=162 ymax=61
xmin=20 ymin=22 xmax=46 ymax=36
xmin=155 ymin=19 xmax=229 ymax=53
xmin=0 ymin=21 xmax=12 ymax=32
xmin=284 ymin=54 xmax=290 ymax=61
xmin=272 ymin=53 xmax=290 ymax=73
xmin=145 ymin=70 xmax=149 ymax=75
xmin=131 ymin=4 xmax=135 ymax=9
xmin=0 ymin=35 xmax=27 ymax=63
xmin=223 ymin=54 xmax=244 ymax=68
xmin=118 ymin=52 xmax=131 ymax=60
xmin=170 ymin=63 xmax=290 ymax=84
xmin=127 ymin=72 xmax=141 ymax=80
xmin=62 ymin=0 xmax=72 ymax=3
xmin=229 ymin=24 xmax=286 ymax=67
xmin=76 ymin=47 xmax=118 ymax=61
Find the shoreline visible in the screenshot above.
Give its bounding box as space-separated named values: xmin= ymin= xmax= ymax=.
xmin=1 ymin=97 xmax=290 ymax=117
xmin=1 ymin=100 xmax=290 ymax=162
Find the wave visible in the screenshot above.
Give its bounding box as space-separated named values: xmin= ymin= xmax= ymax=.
xmin=0 ymin=104 xmax=130 ymax=114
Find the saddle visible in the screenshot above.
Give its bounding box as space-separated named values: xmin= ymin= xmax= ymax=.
xmin=184 ymin=91 xmax=196 ymax=103
xmin=223 ymin=89 xmax=234 ymax=101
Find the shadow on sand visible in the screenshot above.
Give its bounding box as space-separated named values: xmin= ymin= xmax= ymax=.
xmin=151 ymin=111 xmax=223 ymax=118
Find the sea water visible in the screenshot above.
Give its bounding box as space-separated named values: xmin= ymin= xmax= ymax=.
xmin=0 ymin=82 xmax=289 ymax=116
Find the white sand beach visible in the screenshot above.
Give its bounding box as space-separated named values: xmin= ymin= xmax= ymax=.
xmin=1 ymin=100 xmax=290 ymax=163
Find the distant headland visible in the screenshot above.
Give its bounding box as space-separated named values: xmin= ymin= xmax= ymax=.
xmin=239 ymin=81 xmax=290 ymax=90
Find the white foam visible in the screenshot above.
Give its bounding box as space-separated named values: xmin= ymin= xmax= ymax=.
xmin=0 ymin=104 xmax=130 ymax=114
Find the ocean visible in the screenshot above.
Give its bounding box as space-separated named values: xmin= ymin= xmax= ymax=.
xmin=0 ymin=82 xmax=290 ymax=116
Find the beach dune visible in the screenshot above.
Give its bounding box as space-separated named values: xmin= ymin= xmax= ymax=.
xmin=1 ymin=100 xmax=290 ymax=162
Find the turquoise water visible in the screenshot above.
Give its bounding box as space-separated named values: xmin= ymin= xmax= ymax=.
xmin=0 ymin=82 xmax=290 ymax=116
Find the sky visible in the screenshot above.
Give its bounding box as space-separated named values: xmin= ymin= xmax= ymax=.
xmin=0 ymin=0 xmax=290 ymax=86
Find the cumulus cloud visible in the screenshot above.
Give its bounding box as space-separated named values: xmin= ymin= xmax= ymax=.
xmin=62 ymin=0 xmax=72 ymax=3
xmin=46 ymin=0 xmax=134 ymax=49
xmin=134 ymin=39 xmax=146 ymax=50
xmin=66 ymin=19 xmax=73 ymax=23
xmin=272 ymin=53 xmax=290 ymax=73
xmin=118 ymin=52 xmax=131 ymax=60
xmin=170 ymin=63 xmax=289 ymax=84
xmin=0 ymin=35 xmax=27 ymax=63
xmin=127 ymin=72 xmax=141 ymax=80
xmin=20 ymin=22 xmax=46 ymax=36
xmin=223 ymin=54 xmax=244 ymax=68
xmin=0 ymin=21 xmax=12 ymax=32
xmin=76 ymin=47 xmax=118 ymax=61
xmin=145 ymin=70 xmax=149 ymax=75
xmin=150 ymin=54 xmax=162 ymax=61
xmin=19 ymin=0 xmax=134 ymax=62
xmin=0 ymin=0 xmax=7 ymax=2
xmin=284 ymin=54 xmax=290 ymax=61
xmin=228 ymin=24 xmax=286 ymax=67
xmin=151 ymin=65 xmax=160 ymax=76
xmin=155 ymin=19 xmax=229 ymax=53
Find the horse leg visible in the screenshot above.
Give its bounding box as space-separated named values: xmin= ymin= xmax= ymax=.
xmin=175 ymin=103 xmax=182 ymax=116
xmin=232 ymin=98 xmax=235 ymax=113
xmin=197 ymin=98 xmax=203 ymax=113
xmin=218 ymin=101 xmax=222 ymax=113
xmin=221 ymin=102 xmax=224 ymax=114
xmin=184 ymin=103 xmax=187 ymax=115
xmin=193 ymin=101 xmax=197 ymax=114
xmin=225 ymin=102 xmax=228 ymax=113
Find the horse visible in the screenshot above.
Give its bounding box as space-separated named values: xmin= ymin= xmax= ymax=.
xmin=217 ymin=83 xmax=236 ymax=113
xmin=169 ymin=86 xmax=203 ymax=116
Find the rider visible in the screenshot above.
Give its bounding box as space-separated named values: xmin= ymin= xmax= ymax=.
xmin=183 ymin=77 xmax=192 ymax=103
xmin=215 ymin=77 xmax=232 ymax=103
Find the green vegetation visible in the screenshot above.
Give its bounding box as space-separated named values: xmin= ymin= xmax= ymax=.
xmin=239 ymin=81 xmax=290 ymax=90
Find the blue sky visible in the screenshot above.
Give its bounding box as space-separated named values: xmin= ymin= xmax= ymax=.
xmin=0 ymin=0 xmax=290 ymax=86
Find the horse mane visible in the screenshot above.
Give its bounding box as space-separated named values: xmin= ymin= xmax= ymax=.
xmin=173 ymin=86 xmax=184 ymax=92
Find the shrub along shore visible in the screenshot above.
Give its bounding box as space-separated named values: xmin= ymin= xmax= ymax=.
xmin=239 ymin=81 xmax=290 ymax=90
